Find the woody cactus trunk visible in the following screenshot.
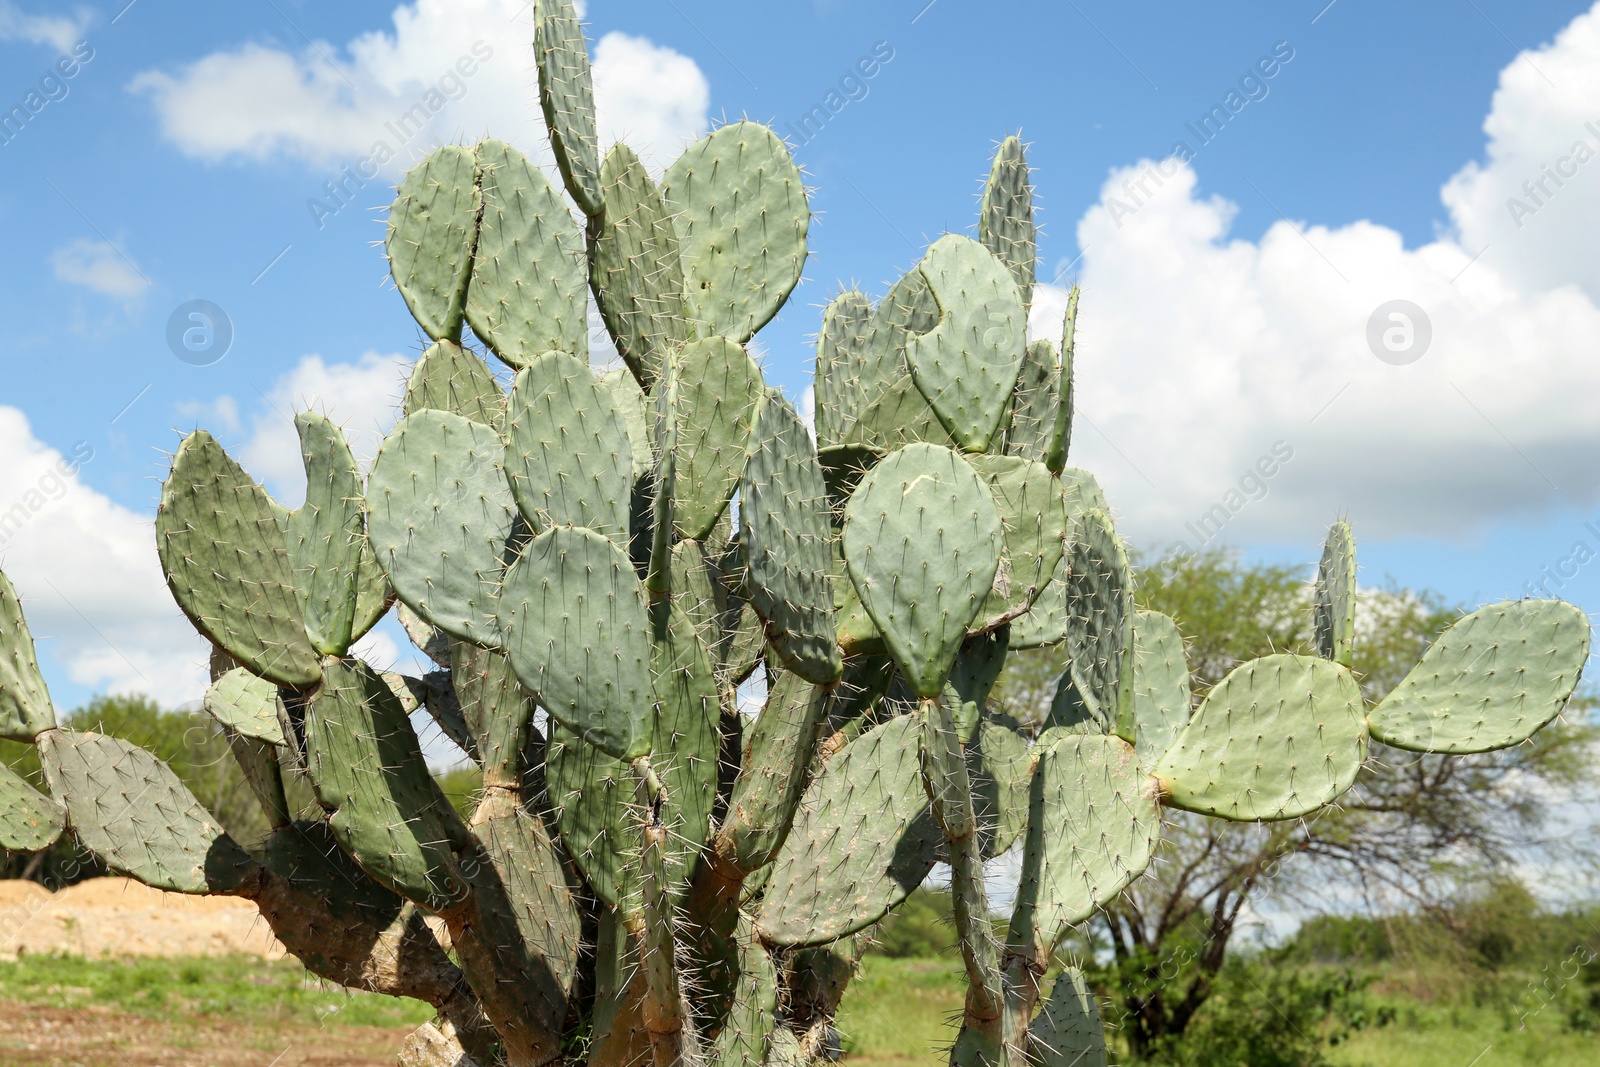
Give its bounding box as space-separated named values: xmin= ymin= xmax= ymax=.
xmin=0 ymin=4 xmax=1589 ymax=1066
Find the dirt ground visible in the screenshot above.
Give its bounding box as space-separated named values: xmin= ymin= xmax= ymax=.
xmin=0 ymin=1001 xmax=408 ymax=1066
xmin=0 ymin=878 xmax=284 ymax=960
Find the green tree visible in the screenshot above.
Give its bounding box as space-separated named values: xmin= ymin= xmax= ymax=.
xmin=997 ymin=546 xmax=1599 ymax=1060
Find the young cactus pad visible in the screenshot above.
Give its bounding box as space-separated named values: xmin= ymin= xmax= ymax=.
xmin=0 ymin=18 xmax=1586 ymax=1067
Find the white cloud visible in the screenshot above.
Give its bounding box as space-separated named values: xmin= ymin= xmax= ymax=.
xmin=50 ymin=238 xmax=149 ymax=300
xmin=234 ymin=351 xmax=413 ymax=506
xmin=129 ymin=0 xmax=708 ymax=175
xmin=0 ymin=2 xmax=88 ymax=53
xmin=0 ymin=409 xmax=207 ymax=708
xmin=1043 ymin=2 xmax=1600 ymax=549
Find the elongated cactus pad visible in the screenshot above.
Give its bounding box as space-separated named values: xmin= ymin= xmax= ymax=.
xmin=40 ymin=728 xmax=256 ymax=894
xmin=843 ymin=373 xmax=958 ymax=453
xmin=590 ymin=144 xmax=690 ymax=391
xmin=843 ymin=444 xmax=1003 ymax=698
xmin=674 ymin=338 xmax=765 ymax=540
xmin=286 ymin=412 xmax=365 ymax=656
xmin=948 ymin=627 xmax=1010 ymax=743
xmin=969 ymin=719 xmax=1030 ymax=860
xmin=449 ymin=640 xmax=535 ymax=786
xmin=1313 ymin=520 xmax=1357 ymax=666
xmin=1009 ymin=733 xmax=1156 ymax=955
xmin=367 ymin=410 xmax=517 ymax=649
xmin=1064 ymin=508 xmax=1132 ymax=733
xmin=1045 ymin=288 xmax=1081 ymax=474
xmin=1367 ymin=599 xmax=1589 ymax=754
xmin=303 ymin=659 xmax=466 ymax=910
xmin=978 ymin=135 xmax=1036 ymax=307
xmin=1008 ymin=339 xmax=1059 ymax=464
xmin=0 ymin=760 xmax=63 ymax=852
xmin=662 ymin=122 xmax=809 ymax=343
xmin=1030 ymin=968 xmax=1108 ymax=1067
xmin=1009 ymin=468 xmax=1108 ymax=650
xmin=741 ymin=393 xmax=842 ymax=685
xmin=1153 ymin=653 xmax=1367 ymax=821
xmin=0 ymin=572 xmax=55 ymax=741
xmin=757 ymin=714 xmax=941 ymax=946
xmin=467 ymin=138 xmax=588 ymax=367
xmin=1129 ymin=610 xmax=1191 ymax=764
xmin=535 ymin=0 xmax=603 ymax=218
xmin=815 ymin=290 xmax=874 ymax=448
xmin=204 ymin=667 xmax=287 ymax=745
xmin=385 ymin=145 xmax=479 ymax=341
xmin=904 ymin=235 xmax=1027 ymax=451
xmin=157 ymin=431 xmax=320 ymax=689
xmin=499 ymin=525 xmax=654 ymax=762
xmin=507 ymin=351 xmax=633 ymax=542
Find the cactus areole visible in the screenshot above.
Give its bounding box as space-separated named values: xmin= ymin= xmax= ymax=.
xmin=0 ymin=6 xmax=1587 ymax=1066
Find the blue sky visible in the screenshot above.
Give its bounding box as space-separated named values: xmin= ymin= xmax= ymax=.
xmin=4 ymin=0 xmax=1600 ymax=711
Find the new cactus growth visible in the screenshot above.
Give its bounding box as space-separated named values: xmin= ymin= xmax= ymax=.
xmin=0 ymin=6 xmax=1589 ymax=1066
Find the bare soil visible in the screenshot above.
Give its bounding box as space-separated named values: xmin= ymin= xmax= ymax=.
xmin=0 ymin=878 xmax=283 ymax=961
xmin=0 ymin=1001 xmax=409 ymax=1066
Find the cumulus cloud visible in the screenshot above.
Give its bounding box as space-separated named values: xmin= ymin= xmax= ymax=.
xmin=50 ymin=238 xmax=149 ymax=300
xmin=0 ymin=2 xmax=88 ymax=53
xmin=129 ymin=0 xmax=708 ymax=175
xmin=0 ymin=409 xmax=207 ymax=707
xmin=1037 ymin=2 xmax=1600 ymax=549
xmin=234 ymin=351 xmax=414 ymax=505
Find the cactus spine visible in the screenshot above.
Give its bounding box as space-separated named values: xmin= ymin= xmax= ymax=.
xmin=0 ymin=7 xmax=1588 ymax=1067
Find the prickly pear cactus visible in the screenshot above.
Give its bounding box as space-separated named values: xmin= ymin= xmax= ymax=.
xmin=0 ymin=14 xmax=1587 ymax=1067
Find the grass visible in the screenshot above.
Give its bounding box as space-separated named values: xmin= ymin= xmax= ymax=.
xmin=833 ymin=957 xmax=1600 ymax=1067
xmin=0 ymin=953 xmax=435 ymax=1030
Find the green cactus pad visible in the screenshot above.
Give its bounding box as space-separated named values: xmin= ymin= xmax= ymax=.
xmin=1009 ymin=733 xmax=1156 ymax=952
xmin=385 ymin=145 xmax=479 ymax=341
xmin=708 ymin=916 xmax=778 ymax=1067
xmin=39 ymin=728 xmax=256 ymax=894
xmin=0 ymin=572 xmax=55 ymax=741
xmin=449 ymin=641 xmax=535 ymax=786
xmin=545 ymin=606 xmax=717 ymax=908
xmin=815 ymin=290 xmax=874 ymax=448
xmin=757 ymin=714 xmax=941 ymax=946
xmin=1153 ymin=653 xmax=1367 ymax=821
xmin=1031 ymin=968 xmax=1109 ymax=1067
xmin=741 ymin=392 xmax=842 ymax=685
xmin=259 ymin=819 xmax=404 ymax=926
xmin=1008 ymin=339 xmax=1059 ymax=463
xmin=602 ymin=367 xmax=654 ymax=480
xmin=157 ymin=431 xmax=320 ymax=689
xmin=904 ymin=235 xmax=1027 ymax=452
xmin=969 ymin=719 xmax=1030 ymax=860
xmin=1367 ymin=599 xmax=1590 ymax=754
xmin=534 ymin=0 xmax=603 ymax=218
xmin=662 ymin=122 xmax=809 ymax=343
xmin=718 ymin=666 xmax=830 ymax=873
xmin=506 ymin=351 xmax=633 ymax=542
xmin=1009 ymin=469 xmax=1107 ymax=651
xmin=1044 ymin=288 xmax=1081 ymax=474
xmin=1042 ymin=669 xmax=1106 ymax=739
xmin=674 ymin=338 xmax=765 ymax=540
xmin=589 ymin=144 xmax=689 ymax=391
xmin=466 ymin=138 xmax=588 ymax=367
xmin=842 ymin=443 xmax=1003 ymax=698
xmin=1313 ymin=520 xmax=1357 ymax=666
xmin=845 ymin=372 xmax=959 ymax=455
xmin=1129 ymin=610 xmax=1191 ymax=765
xmin=349 ymin=536 xmax=392 ymax=647
xmin=1063 ymin=508 xmax=1133 ymax=731
xmin=367 ymin=410 xmax=516 ymax=649
xmin=968 ymin=455 xmax=1068 ymax=628
xmin=0 ymin=760 xmax=64 ymax=853
xmin=204 ymin=667 xmax=287 ymax=745
xmin=977 ymin=135 xmax=1036 ymax=307
xmin=948 ymin=627 xmax=1010 ymax=743
xmin=498 ymin=525 xmax=653 ymax=761
xmin=303 ymin=658 xmax=466 ymax=909
xmin=402 ymin=340 xmax=505 ymax=428
xmin=286 ymin=413 xmax=364 ymax=656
